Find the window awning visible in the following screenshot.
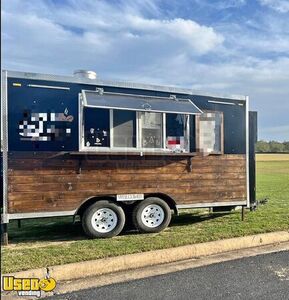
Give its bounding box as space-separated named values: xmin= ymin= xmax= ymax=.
xmin=82 ymin=90 xmax=203 ymax=115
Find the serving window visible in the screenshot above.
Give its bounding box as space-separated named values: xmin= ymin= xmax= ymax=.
xmin=80 ymin=90 xmax=203 ymax=153
xmin=166 ymin=113 xmax=189 ymax=151
xmin=139 ymin=112 xmax=163 ymax=149
xmin=113 ymin=110 xmax=136 ymax=148
xmin=84 ymin=107 xmax=110 ymax=148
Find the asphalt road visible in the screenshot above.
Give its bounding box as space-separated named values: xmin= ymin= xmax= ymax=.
xmin=51 ymin=250 xmax=289 ymax=300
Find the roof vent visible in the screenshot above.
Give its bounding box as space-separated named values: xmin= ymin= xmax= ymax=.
xmin=73 ymin=70 xmax=97 ymax=80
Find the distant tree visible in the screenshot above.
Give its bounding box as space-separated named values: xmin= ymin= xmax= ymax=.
xmin=283 ymin=141 xmax=289 ymax=152
xmin=268 ymin=141 xmax=285 ymax=152
xmin=256 ymin=140 xmax=270 ymax=152
xmin=256 ymin=140 xmax=289 ymax=153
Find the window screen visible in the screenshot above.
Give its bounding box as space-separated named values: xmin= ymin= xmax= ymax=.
xmin=84 ymin=107 xmax=110 ymax=147
xmin=196 ymin=112 xmax=223 ymax=154
xmin=113 ymin=110 xmax=136 ymax=148
xmin=166 ymin=113 xmax=188 ymax=151
xmin=140 ymin=112 xmax=162 ymax=148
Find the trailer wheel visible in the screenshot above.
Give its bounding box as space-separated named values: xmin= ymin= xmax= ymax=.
xmin=82 ymin=200 xmax=125 ymax=238
xmin=133 ymin=197 xmax=171 ymax=233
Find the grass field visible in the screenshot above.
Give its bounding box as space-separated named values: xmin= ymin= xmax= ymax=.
xmin=256 ymin=153 xmax=289 ymax=161
xmin=1 ymin=154 xmax=289 ymax=273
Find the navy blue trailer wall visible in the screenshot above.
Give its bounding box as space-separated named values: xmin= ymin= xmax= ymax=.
xmin=7 ymin=78 xmax=246 ymax=155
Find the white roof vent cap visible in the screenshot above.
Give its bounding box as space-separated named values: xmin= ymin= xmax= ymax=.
xmin=73 ymin=70 xmax=97 ymax=80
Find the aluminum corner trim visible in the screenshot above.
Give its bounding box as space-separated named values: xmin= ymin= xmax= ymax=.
xmin=1 ymin=70 xmax=8 ymax=223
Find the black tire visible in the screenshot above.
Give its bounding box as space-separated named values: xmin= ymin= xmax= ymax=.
xmin=82 ymin=200 xmax=125 ymax=238
xmin=132 ymin=197 xmax=172 ymax=233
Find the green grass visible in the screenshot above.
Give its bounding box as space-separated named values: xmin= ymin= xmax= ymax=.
xmin=256 ymin=153 xmax=289 ymax=161
xmin=2 ymin=159 xmax=289 ymax=274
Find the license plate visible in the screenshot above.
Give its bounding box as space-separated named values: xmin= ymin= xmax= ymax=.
xmin=116 ymin=194 xmax=144 ymax=201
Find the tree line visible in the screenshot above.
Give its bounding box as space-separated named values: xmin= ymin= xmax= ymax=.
xmin=256 ymin=140 xmax=289 ymax=153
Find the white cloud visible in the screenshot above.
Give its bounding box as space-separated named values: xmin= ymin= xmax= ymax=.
xmin=259 ymin=0 xmax=289 ymax=13
xmin=125 ymin=16 xmax=224 ymax=54
xmin=2 ymin=0 xmax=289 ymax=141
xmin=2 ymin=0 xmax=223 ymax=74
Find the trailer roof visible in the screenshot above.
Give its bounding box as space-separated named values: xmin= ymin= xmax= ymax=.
xmin=4 ymin=70 xmax=247 ymax=101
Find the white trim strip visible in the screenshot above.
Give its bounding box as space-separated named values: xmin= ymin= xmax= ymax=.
xmin=28 ymin=84 xmax=70 ymax=90
xmin=163 ymin=112 xmax=166 ymax=150
xmin=94 ymin=90 xmax=191 ymax=101
xmin=208 ymin=100 xmax=236 ymax=106
xmin=177 ymin=201 xmax=247 ymax=209
xmin=78 ymin=146 xmax=189 ymax=153
xmin=188 ymin=99 xmax=204 ymax=113
xmin=8 ymin=210 xmax=76 ymax=220
xmin=84 ymin=104 xmax=201 ymax=115
xmin=78 ymin=94 xmax=83 ymax=151
xmin=1 ymin=70 xmax=9 ymax=224
xmin=110 ymin=109 xmax=114 ymax=148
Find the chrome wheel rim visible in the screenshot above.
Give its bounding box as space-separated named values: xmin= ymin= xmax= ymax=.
xmin=91 ymin=208 xmax=118 ymax=233
xmin=141 ymin=204 xmax=165 ymax=228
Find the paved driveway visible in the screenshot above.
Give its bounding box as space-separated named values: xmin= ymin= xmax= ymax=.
xmin=50 ymin=250 xmax=289 ymax=300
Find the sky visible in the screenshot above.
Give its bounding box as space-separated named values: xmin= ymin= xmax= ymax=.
xmin=2 ymin=0 xmax=289 ymax=141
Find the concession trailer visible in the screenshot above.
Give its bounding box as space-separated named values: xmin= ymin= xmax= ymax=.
xmin=0 ymin=70 xmax=257 ymax=240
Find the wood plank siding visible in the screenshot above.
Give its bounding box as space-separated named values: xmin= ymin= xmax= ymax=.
xmin=7 ymin=153 xmax=247 ymax=213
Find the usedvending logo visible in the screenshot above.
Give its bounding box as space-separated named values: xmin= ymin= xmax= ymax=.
xmin=2 ymin=276 xmax=57 ymax=298
xmin=18 ymin=108 xmax=74 ymax=141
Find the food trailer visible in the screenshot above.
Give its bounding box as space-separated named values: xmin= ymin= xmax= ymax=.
xmin=1 ymin=70 xmax=257 ymax=240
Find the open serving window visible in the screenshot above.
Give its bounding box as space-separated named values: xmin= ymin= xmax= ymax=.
xmin=79 ymin=90 xmax=203 ymax=153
